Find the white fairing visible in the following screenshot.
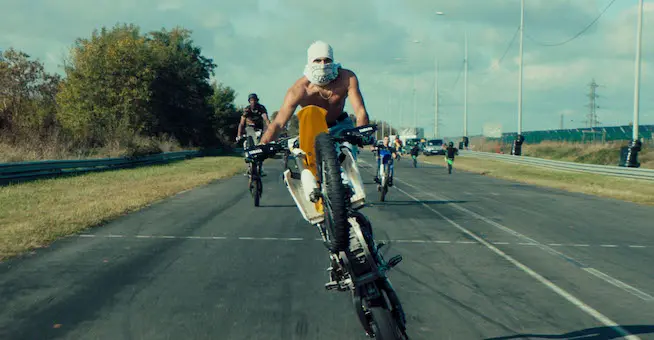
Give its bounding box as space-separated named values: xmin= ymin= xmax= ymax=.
xmin=300 ymin=169 xmax=318 ymax=202
xmin=282 ymin=138 xmax=366 ymax=225
xmin=283 ymin=169 xmax=324 ymax=224
xmin=340 ymin=145 xmax=366 ymax=209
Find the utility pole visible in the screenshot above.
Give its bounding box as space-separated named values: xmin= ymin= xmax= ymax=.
xmin=434 ymin=57 xmax=439 ymax=138
xmin=586 ymin=79 xmax=600 ymax=128
xmin=463 ymin=31 xmax=468 ymax=139
xmin=560 ymin=113 xmax=564 ymax=130
xmin=511 ymin=0 xmax=525 ymax=156
xmin=624 ymin=0 xmax=644 ymax=167
xmin=412 ymin=74 xmax=417 ymax=129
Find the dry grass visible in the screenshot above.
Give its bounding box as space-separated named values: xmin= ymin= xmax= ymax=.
xmin=0 ymin=132 xmax=188 ymax=163
xmin=422 ymin=156 xmax=654 ymax=206
xmin=468 ymin=138 xmax=654 ymax=169
xmin=0 ymin=156 xmax=243 ymax=261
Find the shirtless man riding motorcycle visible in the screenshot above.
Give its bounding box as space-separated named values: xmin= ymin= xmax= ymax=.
xmin=259 ymin=40 xmax=371 ymax=148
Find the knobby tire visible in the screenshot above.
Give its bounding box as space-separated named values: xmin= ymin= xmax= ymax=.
xmin=314 ymin=132 xmax=350 ymax=252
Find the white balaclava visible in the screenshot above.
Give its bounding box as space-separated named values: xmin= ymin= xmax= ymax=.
xmin=303 ymin=40 xmax=341 ymax=86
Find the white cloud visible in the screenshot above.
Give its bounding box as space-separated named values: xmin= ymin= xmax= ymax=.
xmin=2 ymin=0 xmax=653 ymax=137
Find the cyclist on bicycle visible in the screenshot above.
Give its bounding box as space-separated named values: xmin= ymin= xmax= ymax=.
xmin=372 ymin=136 xmax=397 ymax=186
xmin=237 ymin=93 xmax=270 ymax=175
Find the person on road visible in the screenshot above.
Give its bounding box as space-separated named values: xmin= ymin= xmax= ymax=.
xmin=259 ymin=40 xmax=372 ymax=152
xmin=237 ymin=93 xmax=271 ymax=176
xmin=409 ymin=143 xmax=420 ymax=164
xmin=257 ymin=40 xmax=377 ymax=286
xmin=372 ymin=136 xmax=397 ymax=187
xmin=394 ymin=136 xmax=403 ymax=154
xmin=445 ymin=141 xmax=459 ymax=174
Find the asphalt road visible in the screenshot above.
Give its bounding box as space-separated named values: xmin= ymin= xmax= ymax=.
xmin=1 ymin=152 xmax=653 ymax=340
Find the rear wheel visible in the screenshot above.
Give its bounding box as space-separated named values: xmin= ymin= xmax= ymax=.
xmin=315 ymin=132 xmax=350 ymax=252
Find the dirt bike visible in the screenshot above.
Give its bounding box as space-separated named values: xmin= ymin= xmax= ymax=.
xmin=375 ymin=148 xmax=393 ymax=202
xmin=244 ymin=105 xmax=409 ymax=340
xmin=241 ymin=129 xmax=264 ymax=206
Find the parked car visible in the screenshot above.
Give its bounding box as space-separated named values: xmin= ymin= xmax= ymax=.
xmin=423 ymin=139 xmax=445 ymax=156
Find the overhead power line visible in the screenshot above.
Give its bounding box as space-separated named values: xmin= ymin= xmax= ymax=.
xmin=525 ymin=0 xmax=618 ymax=47
xmin=498 ymin=26 xmax=520 ymax=64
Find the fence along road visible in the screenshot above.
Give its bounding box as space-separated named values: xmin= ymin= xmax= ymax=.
xmin=460 ymin=150 xmax=654 ymax=181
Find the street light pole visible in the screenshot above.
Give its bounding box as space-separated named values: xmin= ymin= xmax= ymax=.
xmin=463 ymin=30 xmax=468 ymax=149
xmin=413 ymin=74 xmax=417 ymax=129
xmin=625 ymin=0 xmax=644 ymax=167
xmin=434 ymin=57 xmax=439 ymax=138
xmin=512 ymin=0 xmax=526 ymax=155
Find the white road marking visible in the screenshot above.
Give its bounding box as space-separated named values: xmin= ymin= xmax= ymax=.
xmin=391 ymin=184 xmax=642 ymax=339
xmin=396 ymin=175 xmax=650 ymax=301
xmin=74 ymin=234 xmax=648 ymax=249
xmin=395 ymin=177 xmax=654 ymax=303
xmin=600 ymin=244 xmax=618 ymax=248
xmin=583 ymin=268 xmax=654 ymax=302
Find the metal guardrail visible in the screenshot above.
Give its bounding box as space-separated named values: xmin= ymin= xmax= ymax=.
xmin=461 ymin=150 xmax=654 ymax=181
xmin=0 ymin=150 xmax=208 ymax=183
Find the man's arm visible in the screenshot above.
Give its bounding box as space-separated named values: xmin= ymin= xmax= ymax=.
xmin=347 ymin=71 xmax=369 ymax=127
xmin=261 ymin=105 xmax=271 ymax=128
xmin=237 ymin=115 xmax=246 ymax=138
xmin=259 ymin=85 xmax=302 ymax=144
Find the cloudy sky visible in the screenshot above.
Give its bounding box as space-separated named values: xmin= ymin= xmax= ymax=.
xmin=2 ymin=0 xmax=653 ymax=138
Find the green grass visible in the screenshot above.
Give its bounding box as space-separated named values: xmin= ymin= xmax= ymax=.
xmin=0 ymin=156 xmax=243 ymax=261
xmin=422 ymin=156 xmax=654 ymax=207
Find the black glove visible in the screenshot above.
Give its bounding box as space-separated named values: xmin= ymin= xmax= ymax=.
xmin=360 ymin=135 xmax=376 ymax=146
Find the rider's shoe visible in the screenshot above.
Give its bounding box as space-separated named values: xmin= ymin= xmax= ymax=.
xmin=373 ymin=176 xmax=380 ymax=184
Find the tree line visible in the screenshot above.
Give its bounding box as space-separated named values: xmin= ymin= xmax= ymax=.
xmin=0 ymin=22 xmax=399 ymax=160
xmin=0 ymin=23 xmax=243 ymax=158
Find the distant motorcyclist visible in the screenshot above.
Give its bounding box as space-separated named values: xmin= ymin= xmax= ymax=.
xmin=237 ymin=93 xmax=270 ymax=175
xmin=445 ymin=141 xmax=458 ymax=174
xmin=372 ymin=136 xmax=397 ymax=186
xmin=409 ymin=144 xmax=420 ymax=157
xmin=394 ymin=136 xmax=403 ymax=154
